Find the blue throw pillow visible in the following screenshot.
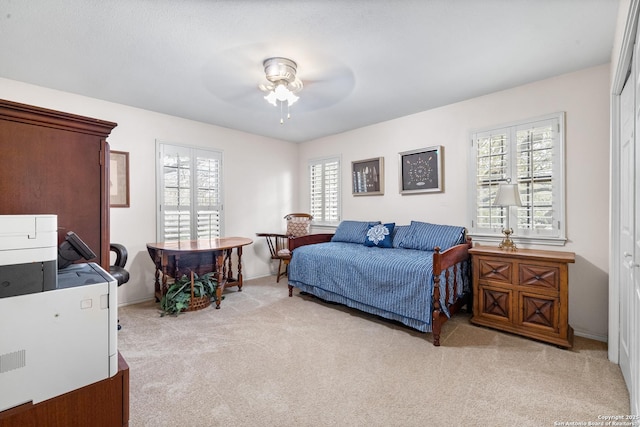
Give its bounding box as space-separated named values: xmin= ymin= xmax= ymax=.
xmin=331 ymin=220 xmax=380 ymax=244
xmin=400 ymin=221 xmax=465 ymax=251
xmin=391 ymin=225 xmax=411 ymax=248
xmin=365 ymin=223 xmax=395 ymax=248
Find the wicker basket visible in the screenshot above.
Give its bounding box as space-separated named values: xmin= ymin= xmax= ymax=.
xmin=186 ymin=295 xmax=211 ymax=312
xmin=185 ymin=271 xmax=212 ymax=312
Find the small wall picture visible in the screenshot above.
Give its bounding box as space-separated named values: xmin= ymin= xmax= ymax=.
xmin=110 ymin=150 xmax=130 ymax=207
xmin=399 ymin=146 xmax=443 ymax=194
xmin=352 ymin=157 xmax=384 ymax=196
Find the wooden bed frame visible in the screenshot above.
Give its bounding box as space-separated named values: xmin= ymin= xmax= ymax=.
xmin=287 ymin=234 xmax=472 ymax=346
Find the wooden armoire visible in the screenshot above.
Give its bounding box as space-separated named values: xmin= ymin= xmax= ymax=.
xmin=0 ymin=99 xmax=117 ymax=270
xmin=0 ymin=100 xmax=130 ymax=426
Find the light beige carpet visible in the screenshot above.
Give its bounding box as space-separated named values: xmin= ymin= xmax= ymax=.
xmin=118 ymin=276 xmax=629 ymax=427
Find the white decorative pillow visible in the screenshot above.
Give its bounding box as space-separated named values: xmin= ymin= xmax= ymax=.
xmin=287 ymin=219 xmax=310 ymax=237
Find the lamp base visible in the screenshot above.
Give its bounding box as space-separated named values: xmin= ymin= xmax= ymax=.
xmin=499 ymin=228 xmax=517 ymax=251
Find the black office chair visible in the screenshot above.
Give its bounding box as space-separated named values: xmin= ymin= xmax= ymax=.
xmin=110 ymin=243 xmax=130 ymax=330
xmin=110 ymin=243 xmax=130 ymax=286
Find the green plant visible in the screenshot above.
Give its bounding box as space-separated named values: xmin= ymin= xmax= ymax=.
xmin=159 ymin=272 xmax=218 ymax=316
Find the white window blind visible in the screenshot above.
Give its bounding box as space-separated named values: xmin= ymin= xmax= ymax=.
xmin=309 ymin=157 xmax=341 ymax=224
xmin=470 ymin=113 xmax=565 ymax=245
xmin=157 ymin=142 xmax=223 ymax=241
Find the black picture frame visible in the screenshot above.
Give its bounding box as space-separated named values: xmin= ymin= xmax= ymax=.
xmin=399 ymin=146 xmax=443 ymax=194
xmin=352 ymin=157 xmax=384 ymax=196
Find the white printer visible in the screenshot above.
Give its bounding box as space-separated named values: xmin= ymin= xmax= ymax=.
xmin=0 ymin=215 xmax=117 ymax=412
xmin=0 ymin=214 xmax=57 ymax=297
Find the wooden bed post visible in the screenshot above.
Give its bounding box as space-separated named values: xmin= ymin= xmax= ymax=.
xmin=432 ymin=246 xmax=443 ymax=346
xmin=431 ymin=236 xmax=473 ymax=346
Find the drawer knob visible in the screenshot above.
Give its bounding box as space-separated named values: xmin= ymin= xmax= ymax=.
xmin=535 ymin=309 xmax=541 ymax=314
xmin=492 ymin=269 xmax=498 ymax=273
xmin=534 ymin=275 xmax=541 ymax=280
xmin=493 ymin=301 xmax=498 ymax=306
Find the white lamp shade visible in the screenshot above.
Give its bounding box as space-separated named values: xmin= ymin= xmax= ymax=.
xmin=494 ymin=184 xmax=522 ymax=207
xmin=264 ymin=91 xmax=278 ymax=106
xmin=264 ymin=84 xmax=300 ymax=107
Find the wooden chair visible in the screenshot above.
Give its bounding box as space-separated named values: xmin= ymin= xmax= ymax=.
xmin=257 ymin=213 xmax=313 ymax=282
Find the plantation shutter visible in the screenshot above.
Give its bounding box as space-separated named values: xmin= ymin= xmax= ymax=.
xmin=474 ymin=128 xmax=510 ymax=232
xmin=158 ymin=142 xmax=223 ymax=241
xmin=515 ymin=119 xmax=559 ymax=236
xmin=470 ymin=113 xmax=565 ymax=244
xmin=195 ymin=150 xmax=222 ymax=239
xmin=309 ymin=157 xmax=341 ymax=224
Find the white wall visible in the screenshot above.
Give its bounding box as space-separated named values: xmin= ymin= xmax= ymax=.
xmin=298 ymin=64 xmax=611 ymax=341
xmin=0 ymin=64 xmax=611 ymax=339
xmin=0 ymin=78 xmax=299 ymax=305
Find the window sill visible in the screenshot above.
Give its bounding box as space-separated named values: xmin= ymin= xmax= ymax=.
xmin=311 ymin=222 xmax=339 ymax=232
xmin=468 ymin=233 xmax=568 ymax=247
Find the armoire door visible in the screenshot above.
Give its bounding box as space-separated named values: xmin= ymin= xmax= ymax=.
xmin=0 ymin=99 xmax=117 ymax=270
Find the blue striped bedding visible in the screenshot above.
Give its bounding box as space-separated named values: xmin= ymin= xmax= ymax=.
xmin=288 ymin=241 xmax=469 ymax=333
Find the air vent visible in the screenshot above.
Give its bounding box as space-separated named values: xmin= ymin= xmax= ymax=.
xmin=0 ymin=350 xmax=26 ymax=374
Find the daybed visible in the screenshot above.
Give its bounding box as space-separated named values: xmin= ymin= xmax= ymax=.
xmin=287 ymin=220 xmax=472 ymax=346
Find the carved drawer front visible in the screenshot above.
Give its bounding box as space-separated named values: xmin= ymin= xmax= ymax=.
xmin=480 ymin=287 xmax=511 ymax=321
xmin=519 ymin=264 xmax=559 ymax=289
xmin=520 ymin=293 xmax=558 ymax=332
xmin=478 ymin=259 xmax=512 ymax=283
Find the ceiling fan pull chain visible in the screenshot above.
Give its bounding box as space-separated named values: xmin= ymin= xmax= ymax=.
xmin=280 ymin=101 xmax=284 ymax=125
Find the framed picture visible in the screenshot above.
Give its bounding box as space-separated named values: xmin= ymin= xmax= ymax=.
xmin=110 ymin=150 xmax=130 ymax=207
xmin=399 ymin=146 xmax=443 ymax=194
xmin=352 ymin=157 xmax=384 ymax=196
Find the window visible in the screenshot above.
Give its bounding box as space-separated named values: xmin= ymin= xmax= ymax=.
xmin=470 ymin=113 xmax=566 ymax=245
xmin=309 ymin=156 xmax=341 ymax=225
xmin=156 ymin=142 xmax=223 ymax=241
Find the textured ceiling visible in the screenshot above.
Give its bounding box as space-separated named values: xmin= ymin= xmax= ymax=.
xmin=0 ymin=0 xmax=621 ymax=143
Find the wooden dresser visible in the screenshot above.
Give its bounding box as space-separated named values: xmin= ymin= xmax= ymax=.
xmin=469 ymin=245 xmax=575 ymax=348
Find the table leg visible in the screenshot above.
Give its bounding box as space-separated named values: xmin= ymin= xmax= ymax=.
xmin=160 ymin=266 xmax=168 ymax=300
xmin=154 ymin=266 xmax=160 ymax=302
xmin=174 ymin=254 xmax=180 ymax=281
xmin=215 ymin=251 xmax=224 ymax=309
xmin=237 ymin=246 xmax=243 ymax=291
xmin=223 ymin=249 xmax=229 ymax=282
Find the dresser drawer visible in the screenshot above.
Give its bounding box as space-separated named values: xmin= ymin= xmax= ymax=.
xmin=478 ymin=258 xmax=512 ymax=283
xmin=477 ymin=285 xmax=513 ymax=322
xmin=519 ymin=263 xmax=560 ymax=290
xmin=519 ymin=292 xmax=559 ymax=333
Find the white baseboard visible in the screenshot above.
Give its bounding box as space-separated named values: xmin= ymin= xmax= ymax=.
xmin=118 ymin=296 xmax=155 ymax=307
xmin=574 ymin=329 xmax=607 ymax=343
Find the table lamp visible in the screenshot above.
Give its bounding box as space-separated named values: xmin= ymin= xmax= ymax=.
xmin=494 ymin=183 xmax=522 ymax=250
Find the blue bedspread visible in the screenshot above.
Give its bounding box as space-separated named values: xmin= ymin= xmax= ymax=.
xmin=288 ymin=242 xmax=468 ymax=332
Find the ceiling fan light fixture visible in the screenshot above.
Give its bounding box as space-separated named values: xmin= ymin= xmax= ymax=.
xmin=259 ymin=57 xmax=303 ymax=123
xmin=264 ymin=91 xmax=278 ymax=107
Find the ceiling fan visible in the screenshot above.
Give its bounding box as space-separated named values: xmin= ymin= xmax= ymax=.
xmin=258 ymin=57 xmax=304 ymax=123
xmin=200 ymin=45 xmax=355 ymax=116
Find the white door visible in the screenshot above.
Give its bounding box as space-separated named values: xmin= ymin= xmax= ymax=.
xmin=620 ymin=63 xmax=634 ymax=393
xmin=632 ymin=34 xmax=640 ymax=415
